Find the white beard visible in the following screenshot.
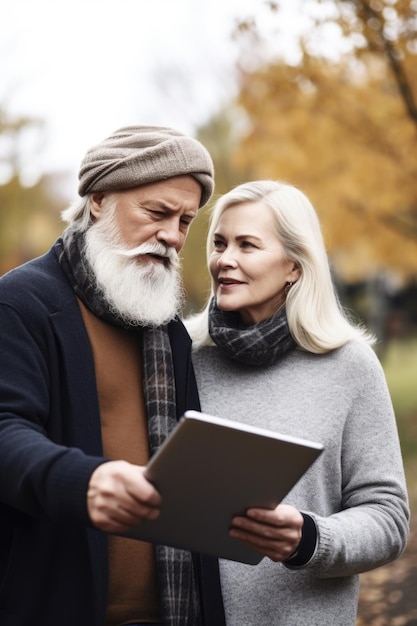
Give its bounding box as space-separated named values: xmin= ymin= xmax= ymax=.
xmin=84 ymin=211 xmax=185 ymax=327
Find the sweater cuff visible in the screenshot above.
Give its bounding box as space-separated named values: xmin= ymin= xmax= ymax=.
xmin=284 ymin=513 xmax=317 ymax=567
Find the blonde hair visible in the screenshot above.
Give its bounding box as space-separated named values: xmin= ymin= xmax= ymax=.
xmin=185 ymin=180 xmax=374 ymax=354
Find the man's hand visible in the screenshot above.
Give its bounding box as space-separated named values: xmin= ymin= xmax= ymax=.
xmin=87 ymin=460 xmax=161 ymax=533
xmin=229 ymin=503 xmax=303 ymax=562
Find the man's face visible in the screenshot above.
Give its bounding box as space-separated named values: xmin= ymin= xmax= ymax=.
xmin=83 ymin=175 xmax=202 ymax=327
xmin=90 ymin=175 xmax=201 ymax=257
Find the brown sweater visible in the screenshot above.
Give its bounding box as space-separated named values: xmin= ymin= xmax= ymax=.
xmin=79 ymin=301 xmax=161 ymax=625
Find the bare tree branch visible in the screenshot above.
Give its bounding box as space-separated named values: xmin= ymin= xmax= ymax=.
xmin=351 ymin=0 xmax=417 ymax=126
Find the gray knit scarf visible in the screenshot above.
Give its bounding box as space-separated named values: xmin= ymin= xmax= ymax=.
xmin=55 ymin=229 xmax=201 ymax=626
xmin=208 ymin=298 xmax=296 ymax=366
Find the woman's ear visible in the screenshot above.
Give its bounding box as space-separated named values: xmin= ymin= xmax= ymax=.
xmin=289 ymin=262 xmax=301 ymax=284
xmin=89 ymin=192 xmax=106 ymax=220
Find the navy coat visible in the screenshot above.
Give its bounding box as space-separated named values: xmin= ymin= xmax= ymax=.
xmin=0 ymin=245 xmax=225 ymax=626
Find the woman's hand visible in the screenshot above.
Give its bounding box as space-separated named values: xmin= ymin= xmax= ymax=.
xmin=229 ymin=503 xmax=304 ymax=562
xmin=87 ymin=460 xmax=161 ymax=533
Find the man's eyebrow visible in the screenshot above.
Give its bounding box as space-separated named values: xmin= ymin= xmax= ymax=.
xmin=141 ymin=200 xmax=170 ymax=210
xmin=142 ymin=200 xmax=196 ymax=216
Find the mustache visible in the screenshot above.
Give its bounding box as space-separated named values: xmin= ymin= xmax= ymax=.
xmin=115 ymin=242 xmax=180 ymax=267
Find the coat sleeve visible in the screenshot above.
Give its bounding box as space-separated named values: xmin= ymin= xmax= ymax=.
xmin=0 ymin=297 xmax=105 ymax=525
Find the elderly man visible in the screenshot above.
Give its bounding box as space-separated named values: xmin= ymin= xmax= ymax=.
xmin=0 ymin=127 xmax=225 ymax=626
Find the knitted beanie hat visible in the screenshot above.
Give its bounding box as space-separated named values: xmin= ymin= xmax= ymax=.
xmin=78 ymin=125 xmax=214 ymax=207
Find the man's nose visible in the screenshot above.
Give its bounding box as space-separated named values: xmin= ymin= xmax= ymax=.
xmin=156 ymin=219 xmax=181 ymax=249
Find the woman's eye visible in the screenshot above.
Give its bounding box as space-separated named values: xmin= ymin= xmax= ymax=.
xmin=213 ymin=240 xmax=225 ymax=249
xmin=241 ymin=241 xmax=255 ymax=249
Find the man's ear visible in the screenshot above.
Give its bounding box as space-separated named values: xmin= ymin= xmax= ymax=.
xmin=89 ymin=192 xmax=105 ymax=219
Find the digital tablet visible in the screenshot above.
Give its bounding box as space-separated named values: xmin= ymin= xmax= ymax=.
xmin=121 ymin=410 xmax=323 ymax=565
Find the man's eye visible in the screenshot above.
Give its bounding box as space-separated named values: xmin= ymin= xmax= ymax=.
xmin=145 ymin=209 xmax=164 ymax=219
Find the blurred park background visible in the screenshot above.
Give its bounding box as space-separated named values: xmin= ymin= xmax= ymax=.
xmin=1 ymin=1 xmax=417 ymax=622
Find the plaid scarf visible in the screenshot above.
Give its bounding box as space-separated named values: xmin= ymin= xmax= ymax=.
xmin=55 ymin=229 xmax=201 ymax=626
xmin=208 ymin=298 xmax=296 ymax=366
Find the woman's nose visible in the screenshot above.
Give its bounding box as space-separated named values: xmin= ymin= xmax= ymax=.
xmin=217 ymin=250 xmax=237 ymax=268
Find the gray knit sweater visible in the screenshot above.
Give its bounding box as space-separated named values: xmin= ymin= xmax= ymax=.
xmin=191 ymin=340 xmax=409 ymax=626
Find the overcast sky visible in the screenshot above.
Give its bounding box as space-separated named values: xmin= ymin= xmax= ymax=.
xmin=2 ymin=0 xmax=316 ymax=188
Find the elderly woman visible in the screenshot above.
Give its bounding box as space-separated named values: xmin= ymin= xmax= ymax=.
xmin=185 ymin=180 xmax=409 ymax=626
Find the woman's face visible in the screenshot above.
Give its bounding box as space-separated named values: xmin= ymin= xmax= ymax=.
xmin=209 ymin=201 xmax=300 ymax=326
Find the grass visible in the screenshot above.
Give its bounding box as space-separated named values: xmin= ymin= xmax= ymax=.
xmin=379 ymin=338 xmax=417 ymax=486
